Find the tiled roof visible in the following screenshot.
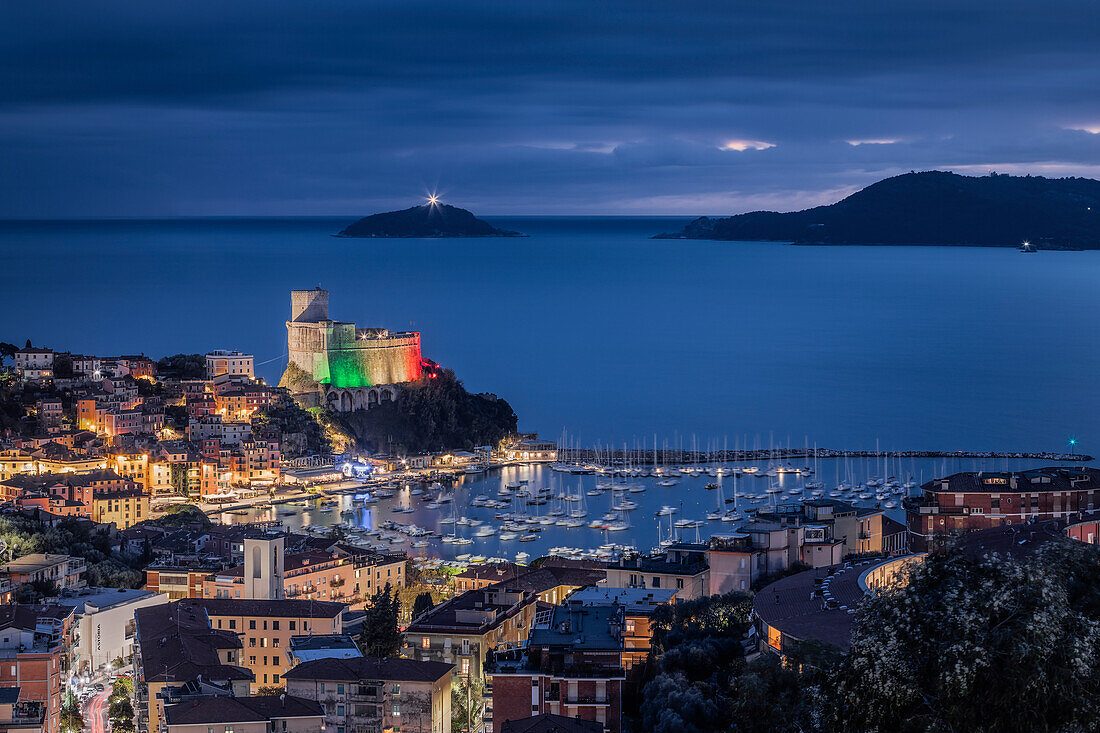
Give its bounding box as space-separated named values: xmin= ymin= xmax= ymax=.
xmin=135 ymin=602 xmax=252 ymax=684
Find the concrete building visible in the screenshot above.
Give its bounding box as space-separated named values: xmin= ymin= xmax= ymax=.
xmin=282 ymin=288 xmax=422 ymax=412
xmin=55 ymin=587 xmax=169 ymax=675
xmin=0 ymin=604 xmax=74 ymax=733
xmin=405 ymin=586 xmax=537 ymax=680
xmin=205 ymin=351 xmax=255 ymax=381
xmin=563 ymin=586 xmax=676 ymax=670
xmin=164 ymin=696 xmax=323 ymax=733
xmin=134 ymin=601 xmax=253 ymax=733
xmin=0 ymin=554 xmax=87 ymax=592
xmin=489 ymin=601 xmax=627 ymax=733
xmin=14 ymin=348 xmax=53 ymax=381
xmin=284 ymin=635 xmax=362 ymax=667
xmin=0 ymin=686 xmax=47 ymax=733
xmin=603 ymin=544 xmax=709 ymax=599
xmin=906 ymin=467 xmax=1100 ymax=550
xmin=194 ymin=598 xmax=346 ymax=690
xmin=284 ymin=657 xmax=454 ymax=733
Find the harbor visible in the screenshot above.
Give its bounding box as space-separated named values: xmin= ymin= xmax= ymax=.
xmin=215 ymin=451 xmax=1091 ymax=568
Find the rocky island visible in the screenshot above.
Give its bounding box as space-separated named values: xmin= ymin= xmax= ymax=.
xmin=337 ymin=202 xmax=523 ymax=238
xmin=655 ymin=171 xmax=1100 ymax=249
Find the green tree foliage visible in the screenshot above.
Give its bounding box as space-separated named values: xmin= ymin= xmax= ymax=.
xmin=450 ymin=676 xmax=484 ymax=733
xmin=641 ymin=592 xmax=754 ymax=733
xmin=411 ymin=591 xmax=435 ymax=619
xmin=331 ymin=368 xmax=517 ymax=454
xmin=110 ymin=676 xmax=133 ymax=699
xmin=59 ymin=694 xmax=84 ymax=733
xmin=728 ymin=640 xmax=841 ymax=733
xmin=108 ymin=695 xmax=134 ymax=727
xmin=156 ymin=354 xmax=206 ymax=380
xmin=169 ymin=463 xmax=191 ymax=498
xmin=252 ymin=391 xmax=331 ymax=458
xmin=357 ymin=583 xmax=403 ymax=658
xmin=829 ymin=540 xmax=1100 ymax=733
xmin=254 ymin=685 xmax=285 ymax=696
xmin=143 ymin=503 xmax=211 ymax=528
xmin=0 ymin=515 xmax=144 ymax=589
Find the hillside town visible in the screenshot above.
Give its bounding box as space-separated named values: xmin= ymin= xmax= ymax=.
xmin=4 ymin=341 xmax=1100 ymax=733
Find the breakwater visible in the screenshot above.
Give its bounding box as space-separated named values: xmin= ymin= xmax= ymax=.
xmin=556 ymin=448 xmax=1093 ymax=465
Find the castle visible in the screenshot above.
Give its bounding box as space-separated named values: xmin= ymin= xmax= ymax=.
xmin=283 ymin=288 xmax=423 ymax=412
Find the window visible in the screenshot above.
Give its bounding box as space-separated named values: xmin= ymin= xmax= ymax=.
xmin=337 ymin=705 xmax=345 ymax=716
xmin=391 ymin=684 xmax=400 ymax=695
xmin=461 ymin=639 xmax=470 ymax=655
xmin=320 ymin=683 xmax=326 ymax=694
xmin=421 ymin=637 xmax=430 ymax=649
xmin=289 ymin=621 xmax=296 ymax=631
xmin=273 ymin=674 xmax=280 ymax=683
xmin=249 ymin=620 xmax=256 ymax=630
xmin=272 ymin=620 xmax=279 ymax=631
xmin=392 ymin=704 xmax=400 ymax=717
xmin=249 ymin=638 xmax=257 ymax=647
xmin=652 ymin=577 xmax=661 ymax=588
xmin=676 ymin=578 xmax=684 ymax=589
xmin=461 ymin=659 xmax=470 ymax=675
xmin=263 ymin=656 xmax=268 ymax=666
xmin=249 ymin=656 xmax=256 ymax=665
xmin=229 ymin=620 xmax=236 ymax=630
xmin=273 ymin=638 xmax=280 ymax=647
xmin=225 ymin=727 xmax=234 ymax=733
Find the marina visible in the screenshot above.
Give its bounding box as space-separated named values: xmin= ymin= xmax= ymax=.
xmin=218 ymin=453 xmax=1085 ymax=566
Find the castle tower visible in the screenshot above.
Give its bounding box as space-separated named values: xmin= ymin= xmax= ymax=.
xmin=291 ymin=287 xmax=329 ymax=323
xmin=243 ymin=534 xmax=285 ymax=600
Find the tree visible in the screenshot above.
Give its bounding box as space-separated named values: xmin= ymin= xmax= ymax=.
xmin=59 ymin=694 xmax=84 ymax=733
xmin=255 ymin=685 xmax=285 ymax=696
xmin=451 ymin=676 xmax=484 ymax=733
xmin=111 ymin=676 xmax=133 ymax=698
xmin=357 ymin=583 xmax=403 ymax=658
xmin=727 ymin=639 xmax=840 ymax=733
xmin=412 ymin=591 xmax=435 ymax=619
xmin=108 ymin=696 xmax=134 ymax=725
xmin=829 ymin=541 xmax=1100 ymax=733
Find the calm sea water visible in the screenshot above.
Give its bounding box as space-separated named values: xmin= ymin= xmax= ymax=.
xmin=2 ymin=216 xmax=1098 ymax=453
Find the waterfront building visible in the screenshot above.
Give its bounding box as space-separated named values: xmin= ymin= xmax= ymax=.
xmin=194 ymin=598 xmax=346 ymax=690
xmin=489 ymin=600 xmax=627 ymax=733
xmin=603 ymin=543 xmax=709 ymax=600
xmin=283 ymin=288 xmax=422 ymax=412
xmin=205 ymin=351 xmax=256 ymax=381
xmin=134 ymin=601 xmax=253 ymax=733
xmin=456 ymin=564 xmax=604 ymax=606
xmin=501 ymin=439 xmax=558 ymax=463
xmin=0 ymin=554 xmax=87 ymax=592
xmin=55 ymin=586 xmax=169 ymax=676
xmin=0 ymin=604 xmax=74 ymax=733
xmin=164 ymin=695 xmax=323 ymax=733
xmin=283 ymin=657 xmax=454 ymax=733
xmin=405 ymin=586 xmax=537 ymax=679
xmin=905 ymin=467 xmax=1100 ymax=550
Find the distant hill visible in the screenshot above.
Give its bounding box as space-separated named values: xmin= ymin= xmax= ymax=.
xmin=655 ymin=171 xmax=1100 ymax=248
xmin=337 ymin=203 xmax=523 ymax=238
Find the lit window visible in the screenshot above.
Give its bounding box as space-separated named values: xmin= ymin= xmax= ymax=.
xmin=421 ymin=637 xmax=430 ymax=649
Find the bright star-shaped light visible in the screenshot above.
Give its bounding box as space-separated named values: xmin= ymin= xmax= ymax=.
xmin=427 ymin=194 xmax=440 ymax=205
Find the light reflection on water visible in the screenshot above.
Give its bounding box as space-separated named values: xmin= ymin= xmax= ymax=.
xmin=221 ymin=455 xmax=1070 ymax=562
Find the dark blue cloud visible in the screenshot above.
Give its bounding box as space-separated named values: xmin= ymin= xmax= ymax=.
xmin=3 ymin=0 xmax=1100 ymax=216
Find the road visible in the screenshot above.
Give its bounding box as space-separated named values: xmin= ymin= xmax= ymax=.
xmin=86 ymin=691 xmax=110 ymax=733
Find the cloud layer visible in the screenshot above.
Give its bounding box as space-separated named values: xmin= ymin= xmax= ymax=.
xmin=4 ymin=0 xmax=1100 ymax=216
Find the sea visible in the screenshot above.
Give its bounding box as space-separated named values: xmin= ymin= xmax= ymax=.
xmin=3 ymin=216 xmax=1099 ymax=560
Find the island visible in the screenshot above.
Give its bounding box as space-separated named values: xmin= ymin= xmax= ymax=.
xmin=655 ymin=171 xmax=1100 ymax=249
xmin=336 ymin=202 xmax=524 ymax=238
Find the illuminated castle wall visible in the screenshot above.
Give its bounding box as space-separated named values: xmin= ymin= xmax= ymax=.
xmin=286 ymin=289 xmax=422 ymax=406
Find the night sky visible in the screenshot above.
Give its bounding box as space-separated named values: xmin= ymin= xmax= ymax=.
xmin=5 ymin=0 xmax=1100 ymax=218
